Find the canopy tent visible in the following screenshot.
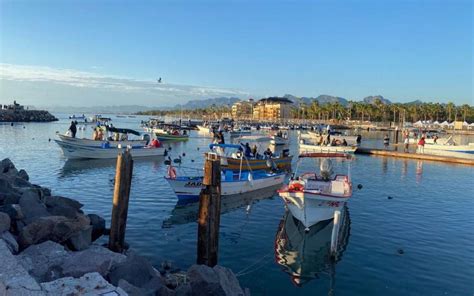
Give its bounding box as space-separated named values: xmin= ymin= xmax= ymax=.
xmin=108 ymin=127 xmax=141 ymax=136
xmin=440 ymin=121 xmax=450 ymax=126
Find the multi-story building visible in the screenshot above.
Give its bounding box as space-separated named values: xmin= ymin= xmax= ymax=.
xmin=231 ymin=99 xmax=254 ymax=119
xmin=252 ymin=97 xmax=293 ymax=120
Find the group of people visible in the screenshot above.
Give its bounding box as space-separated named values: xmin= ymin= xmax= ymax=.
xmin=316 ymin=134 xmax=348 ymax=146
xmin=402 ymin=131 xmax=427 ymax=154
xmin=241 ymin=142 xmax=274 ymax=159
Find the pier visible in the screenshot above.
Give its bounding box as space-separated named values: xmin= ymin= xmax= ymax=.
xmin=355 ymin=148 xmax=474 ymax=165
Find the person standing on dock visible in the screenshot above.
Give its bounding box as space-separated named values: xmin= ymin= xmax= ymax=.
xmin=68 ymin=121 xmax=77 ymax=138
xmin=417 ymin=137 xmax=425 ymax=154
xmin=404 ymin=135 xmax=410 ymax=153
xmin=383 ymin=134 xmax=390 ymax=149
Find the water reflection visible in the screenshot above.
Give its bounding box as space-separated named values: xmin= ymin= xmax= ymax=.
xmin=162 ymin=185 xmax=280 ymax=227
xmin=274 ymin=207 xmax=351 ymax=287
xmin=59 ymin=157 xmax=164 ymax=178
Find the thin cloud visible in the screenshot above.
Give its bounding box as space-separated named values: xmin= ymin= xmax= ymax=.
xmin=0 ymin=63 xmax=249 ymax=100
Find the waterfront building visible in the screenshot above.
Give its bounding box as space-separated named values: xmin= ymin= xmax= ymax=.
xmin=252 ymin=97 xmax=293 ymax=121
xmin=231 ymin=99 xmax=254 ymax=119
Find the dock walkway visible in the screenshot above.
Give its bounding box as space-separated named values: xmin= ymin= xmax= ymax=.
xmin=355 ymin=148 xmax=474 ymax=165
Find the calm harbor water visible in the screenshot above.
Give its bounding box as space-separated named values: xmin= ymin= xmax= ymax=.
xmin=1 ymin=114 xmax=473 ymax=296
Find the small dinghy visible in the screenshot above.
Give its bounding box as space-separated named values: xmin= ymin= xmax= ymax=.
xmin=55 ymin=141 xmax=165 ymax=159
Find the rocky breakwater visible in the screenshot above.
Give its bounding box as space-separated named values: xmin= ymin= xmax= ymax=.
xmin=0 ymin=158 xmax=249 ymax=296
xmin=0 ymin=109 xmax=58 ymax=122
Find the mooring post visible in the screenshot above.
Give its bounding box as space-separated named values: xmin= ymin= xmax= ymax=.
xmin=108 ymin=148 xmax=134 ymax=253
xmin=197 ymin=152 xmax=222 ymax=266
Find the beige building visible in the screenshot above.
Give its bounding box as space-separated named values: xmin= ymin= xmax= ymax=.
xmin=252 ymin=97 xmax=293 ymax=120
xmin=231 ymin=99 xmax=254 ymax=119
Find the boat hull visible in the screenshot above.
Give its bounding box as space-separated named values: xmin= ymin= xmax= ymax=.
xmin=229 ymin=131 xmax=252 ymax=137
xmin=155 ymin=132 xmax=189 ymax=142
xmin=57 ymin=134 xmax=147 ymax=148
xmin=302 ymin=132 xmax=359 ymax=145
xmin=166 ymin=172 xmax=286 ymax=203
xmin=279 ymin=191 xmax=349 ymax=228
xmin=299 ymin=143 xmax=357 ymax=154
xmin=55 ymin=140 xmax=165 ymax=159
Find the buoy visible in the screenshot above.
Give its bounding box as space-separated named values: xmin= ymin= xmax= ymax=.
xmin=357 ymin=184 xmax=363 ymax=190
xmin=182 ymin=152 xmax=186 ymax=157
xmin=197 ymin=147 xmax=200 ymax=151
xmin=397 ymin=248 xmax=404 ymax=255
xmin=191 ymin=159 xmax=195 ymax=162
xmin=388 ymin=196 xmax=393 ymax=199
xmin=48 ymin=138 xmax=51 ymax=142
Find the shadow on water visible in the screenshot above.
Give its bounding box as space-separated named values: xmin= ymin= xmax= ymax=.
xmin=162 ymin=185 xmax=281 ymax=227
xmin=274 ymin=207 xmax=351 ymax=288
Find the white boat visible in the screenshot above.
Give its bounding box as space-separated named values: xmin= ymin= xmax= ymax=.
xmin=270 ymin=135 xmax=289 ymax=146
xmin=57 ymin=133 xmax=148 ymax=148
xmin=299 ymin=140 xmax=357 ymax=154
xmin=229 ymin=129 xmax=252 ymax=137
xmin=55 ymin=140 xmax=165 ymax=159
xmin=197 ymin=125 xmax=212 ymax=133
xmin=278 ymin=153 xmax=353 ymax=229
xmin=301 ymin=131 xmax=360 ymax=146
xmin=166 ymin=170 xmax=285 ymax=203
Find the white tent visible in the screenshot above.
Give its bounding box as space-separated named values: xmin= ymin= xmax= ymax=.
xmin=440 ymin=121 xmax=449 ymax=127
xmin=463 ymin=121 xmax=469 ymax=126
xmin=433 ymin=121 xmax=440 ymax=125
xmin=414 ymin=120 xmax=424 ymax=127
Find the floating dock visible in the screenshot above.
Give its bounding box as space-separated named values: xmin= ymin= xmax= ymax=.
xmin=355 ymin=148 xmax=474 ymax=165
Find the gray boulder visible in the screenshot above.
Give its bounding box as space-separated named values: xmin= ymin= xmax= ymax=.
xmin=0 ymin=204 xmax=23 ymax=220
xmin=66 ymin=225 xmax=92 ymax=251
xmin=17 ymin=240 xmax=69 ymax=282
xmin=0 ymin=212 xmax=11 ymax=232
xmin=19 ymin=190 xmax=50 ymax=224
xmin=108 ymin=252 xmax=160 ymax=288
xmin=88 ymin=213 xmax=106 ymax=241
xmin=1 ymin=158 xmax=17 ymax=175
xmin=40 ymin=272 xmax=127 ymax=295
xmin=118 ymin=279 xmax=156 ymax=296
xmin=17 ymin=169 xmax=29 ymax=181
xmin=12 ymin=176 xmax=31 ymax=188
xmin=187 ymin=264 xmax=246 ymax=296
xmin=44 ymin=195 xmax=83 ymax=210
xmin=0 ymin=231 xmax=19 ymax=254
xmin=61 ymin=244 xmax=126 ymax=278
xmin=18 ymin=214 xmax=90 ymax=249
xmin=0 ymin=239 xmax=44 ymax=295
xmin=1 ymin=191 xmax=22 ymax=205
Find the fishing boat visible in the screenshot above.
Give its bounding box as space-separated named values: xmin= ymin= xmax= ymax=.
xmin=275 ymin=209 xmax=350 ymax=286
xmin=301 ymin=131 xmax=361 ymax=146
xmin=165 ymin=144 xmax=286 ymax=203
xmin=155 ymin=132 xmax=190 ymax=142
xmin=299 ymin=140 xmax=358 ymax=154
xmin=211 ymin=144 xmax=292 ymax=171
xmin=55 ymin=141 xmax=165 ymax=159
xmin=422 ymin=137 xmax=474 ymax=159
xmin=69 ymin=114 xmax=87 ymax=121
xmin=278 ymin=153 xmax=353 ymax=229
xmin=56 ymin=127 xmax=149 ymax=148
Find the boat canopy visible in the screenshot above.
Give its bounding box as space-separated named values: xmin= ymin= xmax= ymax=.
xmin=298 ymin=152 xmax=352 ymax=159
xmin=108 ymin=127 xmax=141 ymax=136
xmin=209 ymin=144 xmax=243 ymax=150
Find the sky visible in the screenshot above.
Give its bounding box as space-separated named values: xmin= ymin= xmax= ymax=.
xmin=0 ymin=0 xmax=472 ymax=107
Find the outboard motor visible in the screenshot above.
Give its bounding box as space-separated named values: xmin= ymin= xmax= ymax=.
xmin=320 ymin=159 xmax=333 ymax=181
xmin=142 ymin=134 xmax=151 ymax=145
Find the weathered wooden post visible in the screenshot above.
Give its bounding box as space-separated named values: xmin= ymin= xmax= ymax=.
xmin=108 ymin=148 xmax=134 ymax=253
xmin=197 ymin=152 xmax=222 ymax=266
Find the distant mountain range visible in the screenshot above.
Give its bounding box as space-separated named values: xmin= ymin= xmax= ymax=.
xmin=173 ymin=97 xmax=240 ymax=109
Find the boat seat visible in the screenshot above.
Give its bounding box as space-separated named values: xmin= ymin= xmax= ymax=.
xmin=331 ymin=181 xmax=345 ymax=195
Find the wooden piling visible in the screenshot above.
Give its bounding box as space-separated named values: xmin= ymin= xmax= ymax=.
xmin=108 ymin=148 xmax=134 ymax=253
xmin=197 ymin=153 xmax=222 ymax=266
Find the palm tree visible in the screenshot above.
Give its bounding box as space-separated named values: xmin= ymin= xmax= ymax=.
xmin=461 ymin=104 xmax=470 ymax=122
xmin=446 ymin=102 xmax=455 ymax=122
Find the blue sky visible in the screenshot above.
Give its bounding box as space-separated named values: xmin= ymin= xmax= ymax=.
xmin=0 ymin=0 xmax=472 ymax=106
